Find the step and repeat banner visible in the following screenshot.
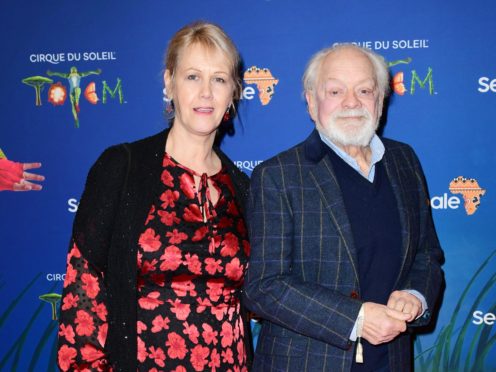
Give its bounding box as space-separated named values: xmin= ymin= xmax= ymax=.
xmin=1 ymin=0 xmax=494 ymax=370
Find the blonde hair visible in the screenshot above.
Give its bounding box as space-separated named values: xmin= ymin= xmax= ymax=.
xmin=164 ymin=21 xmax=242 ymax=101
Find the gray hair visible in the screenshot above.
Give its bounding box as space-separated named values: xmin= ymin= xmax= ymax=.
xmin=302 ymin=43 xmax=390 ymax=99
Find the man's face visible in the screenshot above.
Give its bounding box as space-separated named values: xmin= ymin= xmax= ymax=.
xmin=306 ymin=48 xmax=383 ymax=147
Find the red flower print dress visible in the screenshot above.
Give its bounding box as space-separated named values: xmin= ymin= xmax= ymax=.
xmin=57 ymin=153 xmax=250 ymax=372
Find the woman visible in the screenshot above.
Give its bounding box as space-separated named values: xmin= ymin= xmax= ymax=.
xmin=57 ymin=21 xmax=251 ymax=371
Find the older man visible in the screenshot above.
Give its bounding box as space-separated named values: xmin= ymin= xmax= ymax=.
xmin=243 ymin=44 xmax=444 ymax=371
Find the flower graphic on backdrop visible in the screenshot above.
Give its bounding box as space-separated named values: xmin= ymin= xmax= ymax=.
xmin=48 ymin=82 xmax=67 ymax=105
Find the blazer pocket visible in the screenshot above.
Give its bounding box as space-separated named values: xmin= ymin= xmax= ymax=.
xmin=257 ymin=335 xmax=308 ymax=357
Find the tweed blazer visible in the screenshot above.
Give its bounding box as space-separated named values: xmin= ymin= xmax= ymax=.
xmin=243 ymin=130 xmax=444 ymax=372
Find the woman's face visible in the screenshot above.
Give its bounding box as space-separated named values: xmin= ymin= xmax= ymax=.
xmin=165 ymin=43 xmax=234 ymax=138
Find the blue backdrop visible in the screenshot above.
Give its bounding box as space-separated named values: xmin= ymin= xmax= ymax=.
xmin=1 ymin=1 xmax=495 ymax=370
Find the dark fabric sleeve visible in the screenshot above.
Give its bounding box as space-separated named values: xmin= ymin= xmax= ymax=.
xmin=57 ymin=145 xmax=130 ymax=370
xmin=402 ymin=147 xmax=444 ymax=326
xmin=72 ymin=145 xmax=130 ymax=272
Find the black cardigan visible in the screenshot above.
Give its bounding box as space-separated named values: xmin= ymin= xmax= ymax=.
xmin=72 ymin=129 xmax=250 ymax=371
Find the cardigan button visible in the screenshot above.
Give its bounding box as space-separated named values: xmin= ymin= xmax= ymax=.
xmin=350 ymin=291 xmax=359 ymax=299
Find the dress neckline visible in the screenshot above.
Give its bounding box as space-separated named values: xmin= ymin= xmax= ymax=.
xmin=164 ymin=151 xmax=224 ymax=178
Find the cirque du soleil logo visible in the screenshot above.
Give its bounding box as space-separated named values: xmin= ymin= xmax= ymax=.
xmin=333 ymin=40 xmax=435 ymax=96
xmin=21 ymin=66 xmax=124 ymax=128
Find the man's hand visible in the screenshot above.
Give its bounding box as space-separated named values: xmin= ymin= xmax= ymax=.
xmin=387 ymin=290 xmax=422 ymax=322
xmin=362 ymin=302 xmax=410 ymax=345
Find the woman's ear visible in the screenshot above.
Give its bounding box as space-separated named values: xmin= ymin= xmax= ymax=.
xmin=164 ymin=69 xmax=173 ymax=99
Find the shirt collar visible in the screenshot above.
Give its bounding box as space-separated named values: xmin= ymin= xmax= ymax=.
xmin=318 ymin=131 xmax=385 ymax=181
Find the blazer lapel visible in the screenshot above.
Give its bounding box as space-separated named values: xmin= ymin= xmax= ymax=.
xmin=382 ymin=147 xmax=411 ymax=287
xmin=304 ymin=130 xmax=361 ymax=284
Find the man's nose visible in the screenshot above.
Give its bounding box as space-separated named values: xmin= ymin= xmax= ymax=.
xmin=342 ymin=90 xmax=361 ymax=109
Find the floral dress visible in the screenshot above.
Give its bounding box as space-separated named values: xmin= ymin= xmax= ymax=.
xmin=57 ymin=152 xmax=250 ymax=372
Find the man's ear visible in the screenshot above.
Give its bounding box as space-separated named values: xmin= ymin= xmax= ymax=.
xmin=377 ymin=92 xmax=385 ymax=116
xmin=305 ymin=90 xmax=317 ymax=123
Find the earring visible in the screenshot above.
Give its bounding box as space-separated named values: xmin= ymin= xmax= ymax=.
xmin=223 ymin=104 xmax=231 ymax=122
xmin=163 ymin=87 xmax=174 ymax=120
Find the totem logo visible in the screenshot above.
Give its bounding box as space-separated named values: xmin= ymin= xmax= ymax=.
xmin=242 ymin=66 xmax=279 ymax=105
xmin=430 ymin=176 xmax=486 ymax=216
xmin=388 ymin=58 xmax=435 ymax=96
xmin=21 ymin=66 xmax=124 ymax=128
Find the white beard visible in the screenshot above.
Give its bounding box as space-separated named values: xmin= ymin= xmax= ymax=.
xmin=318 ymin=108 xmax=378 ymax=147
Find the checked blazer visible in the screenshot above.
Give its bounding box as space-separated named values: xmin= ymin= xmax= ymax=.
xmin=243 ymin=130 xmax=444 ymax=372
